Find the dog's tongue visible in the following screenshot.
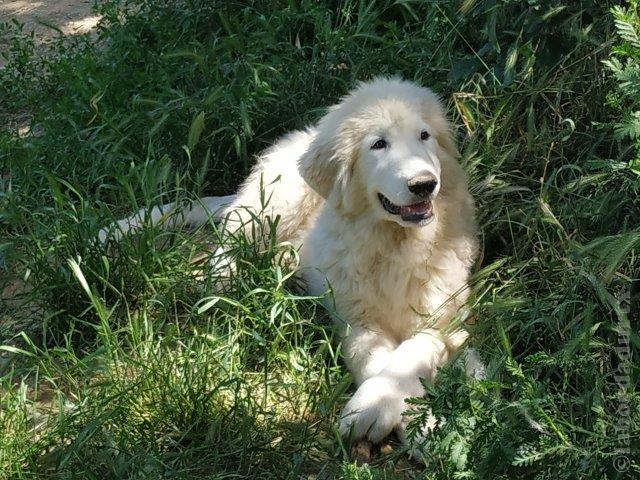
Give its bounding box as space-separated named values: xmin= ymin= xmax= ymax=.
xmin=400 ymin=201 xmax=432 ymax=220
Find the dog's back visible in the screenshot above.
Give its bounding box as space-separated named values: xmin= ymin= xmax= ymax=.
xmin=221 ymin=129 xmax=324 ymax=247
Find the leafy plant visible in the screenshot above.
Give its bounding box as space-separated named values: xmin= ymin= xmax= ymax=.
xmin=604 ymin=0 xmax=640 ymax=174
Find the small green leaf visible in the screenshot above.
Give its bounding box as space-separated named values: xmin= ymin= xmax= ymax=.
xmin=187 ymin=111 xmax=205 ymax=151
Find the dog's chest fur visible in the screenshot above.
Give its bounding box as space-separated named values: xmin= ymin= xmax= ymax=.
xmin=301 ymin=208 xmax=468 ymax=341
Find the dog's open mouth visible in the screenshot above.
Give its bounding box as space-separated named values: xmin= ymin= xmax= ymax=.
xmin=378 ymin=193 xmax=433 ymax=223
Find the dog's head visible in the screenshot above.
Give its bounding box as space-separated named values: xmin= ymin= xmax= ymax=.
xmin=299 ymin=78 xmax=461 ymax=228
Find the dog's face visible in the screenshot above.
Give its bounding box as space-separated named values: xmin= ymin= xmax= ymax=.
xmin=299 ymin=78 xmax=459 ymax=228
xmin=357 ymin=105 xmax=441 ymax=227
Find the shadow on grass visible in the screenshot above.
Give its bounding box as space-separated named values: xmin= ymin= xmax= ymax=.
xmin=31 ymin=378 xmax=340 ymax=479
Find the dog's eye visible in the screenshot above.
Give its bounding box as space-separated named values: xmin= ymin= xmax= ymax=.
xmin=371 ymin=139 xmax=387 ymax=150
xmin=420 ymin=130 xmax=430 ymax=141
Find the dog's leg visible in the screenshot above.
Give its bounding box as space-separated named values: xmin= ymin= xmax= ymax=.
xmin=339 ymin=330 xmax=451 ymax=443
xmin=338 ymin=327 xmax=402 ymax=441
xmin=341 ymin=327 xmax=398 ymax=385
xmin=98 ymin=195 xmax=236 ymax=242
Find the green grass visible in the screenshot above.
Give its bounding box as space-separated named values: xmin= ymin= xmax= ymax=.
xmin=1 ymin=0 xmax=639 ymax=478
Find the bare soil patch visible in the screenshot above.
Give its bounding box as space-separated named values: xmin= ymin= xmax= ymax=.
xmin=0 ymin=0 xmax=100 ymax=68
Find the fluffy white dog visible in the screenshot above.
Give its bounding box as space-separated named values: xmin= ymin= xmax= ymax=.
xmin=102 ymin=77 xmax=479 ymax=450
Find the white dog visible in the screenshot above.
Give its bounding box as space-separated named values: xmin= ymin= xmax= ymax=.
xmin=102 ymin=78 xmax=479 ymax=451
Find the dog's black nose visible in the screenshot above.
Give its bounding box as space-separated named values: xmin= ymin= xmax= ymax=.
xmin=407 ymin=174 xmax=438 ymax=197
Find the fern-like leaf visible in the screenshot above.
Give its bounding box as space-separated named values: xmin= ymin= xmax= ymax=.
xmin=614 ymin=111 xmax=640 ymax=140
xmin=612 ymin=6 xmax=640 ymax=49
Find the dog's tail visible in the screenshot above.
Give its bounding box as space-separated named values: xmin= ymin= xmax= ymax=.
xmin=98 ymin=195 xmax=237 ymax=243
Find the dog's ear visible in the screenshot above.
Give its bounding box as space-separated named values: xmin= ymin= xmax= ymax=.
xmin=297 ymin=134 xmax=340 ymax=198
xmin=429 ymin=104 xmax=471 ymax=199
xmin=418 ymin=91 xmax=459 ymax=161
xmin=417 ymin=90 xmax=470 ymax=198
xmin=435 ymin=126 xmax=460 ymax=161
xmin=298 ymin=120 xmax=359 ymax=199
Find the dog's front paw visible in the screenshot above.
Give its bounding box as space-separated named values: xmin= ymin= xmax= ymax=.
xmin=339 ymin=375 xmax=405 ymax=443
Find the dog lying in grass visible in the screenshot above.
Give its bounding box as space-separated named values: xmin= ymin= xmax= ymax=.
xmin=101 ymin=77 xmax=479 ymax=455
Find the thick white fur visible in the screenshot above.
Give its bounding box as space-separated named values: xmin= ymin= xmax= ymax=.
xmin=102 ymin=78 xmax=479 ymax=451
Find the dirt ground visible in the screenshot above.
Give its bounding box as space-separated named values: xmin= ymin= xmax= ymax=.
xmin=0 ymin=0 xmax=100 ymax=68
xmin=0 ymin=0 xmax=99 ymax=37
